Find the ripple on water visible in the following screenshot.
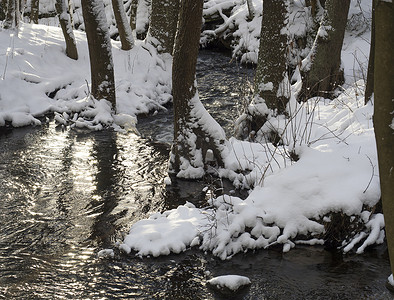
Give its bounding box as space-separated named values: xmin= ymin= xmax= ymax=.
xmin=0 ymin=52 xmax=393 ymax=300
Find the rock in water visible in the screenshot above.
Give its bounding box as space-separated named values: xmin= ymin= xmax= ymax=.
xmin=207 ymin=275 xmax=251 ymax=296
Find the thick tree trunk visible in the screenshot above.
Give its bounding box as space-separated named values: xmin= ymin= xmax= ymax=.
xmin=236 ymin=0 xmax=290 ymax=140
xmin=301 ymin=0 xmax=350 ymax=99
xmin=81 ymin=0 xmax=116 ymax=108
xmin=147 ymin=0 xmax=179 ymax=54
xmin=254 ymin=0 xmax=290 ymax=113
xmin=30 ymin=0 xmax=39 ymax=23
xmin=170 ymin=0 xmax=226 ymax=178
xmin=373 ymin=0 xmax=394 ymax=284
xmin=55 ymin=0 xmax=78 ymax=60
xmin=364 ymin=0 xmax=375 ymax=105
xmin=112 ymin=0 xmax=134 ymax=50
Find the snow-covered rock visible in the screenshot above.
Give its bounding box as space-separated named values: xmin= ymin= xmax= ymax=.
xmin=207 ymin=275 xmax=251 ymax=296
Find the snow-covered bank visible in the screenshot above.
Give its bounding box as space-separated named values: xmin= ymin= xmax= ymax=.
xmin=202 ymin=0 xmax=371 ymax=89
xmin=119 ymin=84 xmax=383 ymax=259
xmin=0 ymin=23 xmax=172 ymax=128
xmin=0 ymin=0 xmax=382 ymax=261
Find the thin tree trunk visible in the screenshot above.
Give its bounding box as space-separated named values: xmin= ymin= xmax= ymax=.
xmin=0 ymin=0 xmax=6 ymax=20
xmin=4 ymin=0 xmax=16 ymax=29
xmin=129 ymin=0 xmax=137 ymax=31
xmin=30 ymin=0 xmax=39 ymax=23
xmin=170 ymin=0 xmax=226 ymax=178
xmin=55 ymin=0 xmax=78 ymax=60
xmin=148 ymin=0 xmax=179 ymax=54
xmin=246 ymin=0 xmax=255 ymax=20
xmin=112 ymin=0 xmax=134 ymax=50
xmin=373 ymin=0 xmax=394 ymax=284
xmin=301 ymin=0 xmax=350 ymax=98
xmin=364 ymin=0 xmax=375 ymax=105
xmin=68 ymin=0 xmax=74 ymax=29
xmin=14 ymin=0 xmax=19 ymax=26
xmin=81 ymin=0 xmax=116 ymax=108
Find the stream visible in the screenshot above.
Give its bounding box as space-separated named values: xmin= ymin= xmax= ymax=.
xmin=0 ymin=50 xmax=393 ymax=299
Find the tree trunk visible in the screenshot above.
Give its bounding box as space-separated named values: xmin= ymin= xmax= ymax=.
xmin=373 ymin=0 xmax=394 ymax=284
xmin=236 ymin=0 xmax=290 ymax=140
xmin=112 ymin=0 xmax=134 ymax=50
xmin=129 ymin=0 xmax=138 ymax=31
xmin=15 ymin=0 xmax=19 ymax=26
xmin=68 ymin=0 xmax=74 ymax=29
xmin=4 ymin=0 xmax=20 ymax=29
xmin=55 ymin=0 xmax=78 ymax=60
xmin=30 ymin=0 xmax=39 ymax=23
xmin=364 ymin=0 xmax=376 ymax=105
xmin=301 ymin=0 xmax=350 ymax=99
xmin=81 ymin=0 xmax=116 ymax=108
xmin=170 ymin=0 xmax=226 ymax=178
xmin=147 ymin=0 xmax=179 ymax=54
xmin=0 ymin=0 xmax=6 ymax=20
xmin=4 ymin=0 xmax=14 ymax=28
xmin=246 ymin=0 xmax=255 ymax=20
xmin=254 ymin=0 xmax=290 ymax=112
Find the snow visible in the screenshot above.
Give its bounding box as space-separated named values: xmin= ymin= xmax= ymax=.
xmin=98 ymin=248 xmax=115 ymax=258
xmin=0 ymin=0 xmax=386 ymax=262
xmin=119 ymin=202 xmax=206 ymax=257
xmin=207 ymin=275 xmax=251 ymax=291
xmin=389 ymin=274 xmax=394 ymax=288
xmin=122 ymin=81 xmax=382 ymax=259
xmin=0 ymin=22 xmax=171 ymax=129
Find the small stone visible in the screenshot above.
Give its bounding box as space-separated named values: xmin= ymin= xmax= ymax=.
xmin=207 ymin=275 xmax=251 ymax=296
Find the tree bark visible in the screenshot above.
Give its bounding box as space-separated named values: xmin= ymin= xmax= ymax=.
xmin=301 ymin=0 xmax=350 ymax=99
xmin=81 ymin=0 xmax=116 ymax=108
xmin=246 ymin=0 xmax=255 ymax=20
xmin=55 ymin=0 xmax=78 ymax=60
xmin=364 ymin=0 xmax=375 ymax=105
xmin=236 ymin=0 xmax=290 ymax=140
xmin=4 ymin=0 xmax=16 ymax=28
xmin=68 ymin=0 xmax=74 ymax=29
xmin=30 ymin=0 xmax=39 ymax=23
xmin=147 ymin=0 xmax=179 ymax=54
xmin=129 ymin=0 xmax=138 ymax=31
xmin=112 ymin=0 xmax=134 ymax=50
xmin=0 ymin=0 xmax=6 ymax=20
xmin=170 ymin=0 xmax=226 ymax=178
xmin=373 ymin=0 xmax=394 ymax=282
xmin=254 ymin=0 xmax=290 ymax=113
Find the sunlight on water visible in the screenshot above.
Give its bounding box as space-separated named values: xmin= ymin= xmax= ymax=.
xmin=0 ymin=52 xmax=393 ymax=299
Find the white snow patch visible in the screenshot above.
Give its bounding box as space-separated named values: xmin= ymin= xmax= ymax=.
xmin=121 ymin=202 xmax=207 ymax=257
xmin=0 ymin=22 xmax=172 ymax=129
xmin=389 ymin=274 xmax=394 ymax=287
xmin=207 ymin=275 xmax=251 ymax=291
xmin=98 ymin=249 xmax=114 ymax=258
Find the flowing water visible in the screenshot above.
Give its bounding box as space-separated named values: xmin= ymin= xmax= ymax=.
xmin=0 ymin=51 xmax=393 ymax=299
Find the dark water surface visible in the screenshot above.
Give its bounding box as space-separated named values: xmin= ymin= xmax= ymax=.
xmin=0 ymin=51 xmax=393 ymax=299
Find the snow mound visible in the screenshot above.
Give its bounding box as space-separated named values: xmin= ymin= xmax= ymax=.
xmin=98 ymin=249 xmax=114 ymax=258
xmin=119 ymin=202 xmax=208 ymax=257
xmin=122 ymin=83 xmax=383 ymax=259
xmin=207 ymin=275 xmax=251 ymax=294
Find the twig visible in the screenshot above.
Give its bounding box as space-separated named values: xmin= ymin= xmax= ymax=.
xmin=363 ymin=155 xmax=375 ymax=194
